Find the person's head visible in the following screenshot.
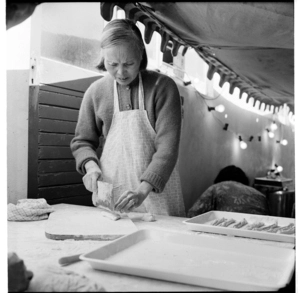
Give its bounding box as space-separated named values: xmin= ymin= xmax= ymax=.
xmin=214 ymin=165 xmax=249 ymax=186
xmin=96 ymin=19 xmax=148 ymax=85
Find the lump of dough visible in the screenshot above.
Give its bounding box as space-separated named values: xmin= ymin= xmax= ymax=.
xmin=97 ymin=207 xmax=121 ymax=221
xmin=141 ymin=213 xmax=156 ymax=222
xmin=26 ymin=265 xmax=105 ymax=292
xmin=92 ymin=181 xmax=114 ymax=210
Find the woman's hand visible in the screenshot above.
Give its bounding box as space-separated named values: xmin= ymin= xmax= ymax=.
xmin=114 ymin=181 xmax=153 ymax=213
xmin=82 ymin=160 xmax=102 ymax=193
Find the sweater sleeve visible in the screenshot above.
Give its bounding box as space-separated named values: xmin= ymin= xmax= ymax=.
xmin=70 ymin=84 xmax=102 ymax=175
xmin=140 ymin=76 xmax=182 ymax=193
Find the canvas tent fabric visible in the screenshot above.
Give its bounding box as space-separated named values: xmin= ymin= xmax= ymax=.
xmin=100 ymin=2 xmax=294 ymax=114
xmin=6 ymin=2 xmax=294 ymax=113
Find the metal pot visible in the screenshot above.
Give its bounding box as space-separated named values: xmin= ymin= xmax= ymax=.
xmin=267 ymin=190 xmax=295 ymax=218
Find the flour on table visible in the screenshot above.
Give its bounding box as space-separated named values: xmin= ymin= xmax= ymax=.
xmin=97 ymin=207 xmax=121 ymax=221
xmin=26 ymin=265 xmax=105 ymax=292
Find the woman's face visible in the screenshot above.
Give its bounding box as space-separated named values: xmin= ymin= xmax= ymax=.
xmin=103 ymin=42 xmax=142 ymax=86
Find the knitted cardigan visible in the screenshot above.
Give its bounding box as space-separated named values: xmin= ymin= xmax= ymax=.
xmin=70 ymin=70 xmax=182 ymax=193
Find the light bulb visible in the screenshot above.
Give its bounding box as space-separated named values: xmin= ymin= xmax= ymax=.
xmin=215 ymin=104 xmax=225 ymax=113
xmin=256 ymin=118 xmax=259 ymax=123
xmin=277 ymin=165 xmax=283 ymax=172
xmin=240 ymin=141 xmax=247 ymax=149
xmin=268 ymin=131 xmax=274 ymax=138
xmin=225 ymin=114 xmax=228 ymax=118
xmin=281 ymin=139 xmax=288 ymax=146
xmin=271 ymin=122 xmax=278 ymax=131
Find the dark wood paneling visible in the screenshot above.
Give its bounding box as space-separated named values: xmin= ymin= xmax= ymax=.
xmin=29 ymin=76 xmax=102 ymax=205
xmin=39 ymin=133 xmax=74 ymax=146
xmin=38 ymin=172 xmax=82 ymax=187
xmin=39 ymin=146 xmax=73 ymax=159
xmin=39 ymin=119 xmax=76 ymax=134
xmin=39 ymin=184 xmax=90 ymax=199
xmin=39 ymin=91 xmax=82 ymax=109
xmin=39 ymin=85 xmax=84 ymax=98
xmin=41 ymin=75 xmax=102 ymax=93
xmin=46 ymin=195 xmax=93 ymax=206
xmin=28 ymin=86 xmax=40 ymax=198
xmin=39 ymin=105 xmax=79 ymax=121
xmin=38 ymin=160 xmax=76 ymax=173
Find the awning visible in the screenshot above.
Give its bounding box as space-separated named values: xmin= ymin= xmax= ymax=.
xmin=100 ymin=2 xmax=294 ymax=114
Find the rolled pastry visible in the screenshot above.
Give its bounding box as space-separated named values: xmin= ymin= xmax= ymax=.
xmin=211 ymin=217 xmax=227 ymax=226
xmin=233 ymin=218 xmax=248 ymax=229
xmin=220 ymin=218 xmax=236 ymax=227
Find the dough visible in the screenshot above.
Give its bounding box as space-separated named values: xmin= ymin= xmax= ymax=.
xmin=233 ymin=218 xmax=248 ymax=228
xmin=279 ymin=227 xmax=295 ymax=234
xmin=141 ymin=213 xmax=156 ymax=222
xmin=92 ymin=181 xmax=114 ymax=210
xmin=246 ymin=221 xmax=265 ymax=230
xmin=26 ymin=265 xmax=105 ymax=292
xmin=211 ymin=217 xmax=226 ymax=226
xmin=220 ymin=218 xmax=236 ymax=227
xmin=97 ymin=207 xmax=121 ymax=221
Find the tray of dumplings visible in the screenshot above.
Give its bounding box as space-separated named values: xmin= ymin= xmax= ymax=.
xmin=183 ymin=211 xmax=295 ymax=243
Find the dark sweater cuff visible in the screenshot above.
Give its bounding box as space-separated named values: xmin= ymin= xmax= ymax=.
xmin=75 ymin=149 xmax=99 ymax=175
xmin=140 ymin=172 xmax=165 ymax=193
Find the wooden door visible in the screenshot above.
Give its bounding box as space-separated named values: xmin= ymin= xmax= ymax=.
xmin=28 ymin=76 xmax=102 ymax=205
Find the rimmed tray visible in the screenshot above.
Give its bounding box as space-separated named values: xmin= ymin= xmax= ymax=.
xmin=80 ymin=229 xmax=295 ymax=291
xmin=183 ymin=211 xmax=295 ymax=244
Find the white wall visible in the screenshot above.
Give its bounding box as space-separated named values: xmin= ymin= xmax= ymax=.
xmin=6 ymin=17 xmax=31 ymax=204
xmin=6 ymin=71 xmax=30 ymax=204
xmin=6 ymin=17 xmax=31 ymax=70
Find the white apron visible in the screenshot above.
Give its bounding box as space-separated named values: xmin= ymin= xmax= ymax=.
xmin=98 ymin=73 xmax=186 ymax=217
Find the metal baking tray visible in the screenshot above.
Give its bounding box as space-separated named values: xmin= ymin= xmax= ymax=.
xmin=80 ymin=229 xmax=295 ymax=291
xmin=183 ymin=211 xmax=295 ymax=244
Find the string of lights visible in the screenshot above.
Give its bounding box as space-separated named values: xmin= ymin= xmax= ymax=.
xmin=206 ymin=105 xmax=289 ymax=150
xmin=158 ymin=59 xmax=295 ymax=130
xmin=158 ymin=62 xmax=290 ymax=150
xmin=158 ymin=63 xmax=290 ymax=176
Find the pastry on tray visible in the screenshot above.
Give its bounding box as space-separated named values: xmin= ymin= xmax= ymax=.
xmin=209 ymin=217 xmax=295 ymax=235
xmin=233 ymin=218 xmax=248 ymax=228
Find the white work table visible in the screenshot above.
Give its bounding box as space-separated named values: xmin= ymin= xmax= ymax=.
xmin=7 ymin=204 xmax=294 ymax=292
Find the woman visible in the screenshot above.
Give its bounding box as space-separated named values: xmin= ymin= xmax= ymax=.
xmin=187 ymin=165 xmax=270 ymax=217
xmin=70 ymin=19 xmax=186 ymax=217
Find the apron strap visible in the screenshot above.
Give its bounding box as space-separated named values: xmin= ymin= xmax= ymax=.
xmin=138 ymin=73 xmax=145 ymax=110
xmin=114 ymin=73 xmax=145 ymax=114
xmin=113 ymin=81 xmax=120 ymax=114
